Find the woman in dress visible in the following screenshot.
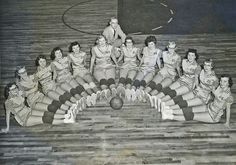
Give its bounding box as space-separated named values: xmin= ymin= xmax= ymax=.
xmin=1 ymin=83 xmax=75 ymax=133
xmin=162 ymin=75 xmax=233 ymax=127
xmin=164 ymin=59 xmax=218 ymax=110
xmin=35 ymin=55 xmax=75 ymax=109
xmin=116 ymin=36 xmax=140 ymax=99
xmin=130 ymin=36 xmax=162 ymax=101
xmin=90 ymin=35 xmax=119 ymax=99
xmin=68 ymin=41 xmax=100 ymax=97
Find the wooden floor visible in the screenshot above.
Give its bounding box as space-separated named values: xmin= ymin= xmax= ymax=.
xmin=0 ymin=0 xmax=236 ymax=164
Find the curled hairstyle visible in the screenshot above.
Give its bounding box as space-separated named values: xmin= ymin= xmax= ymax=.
xmin=50 ymin=47 xmax=63 ymax=60
xmin=35 ymin=55 xmax=47 ymax=66
xmin=69 ymin=41 xmax=80 ymax=53
xmin=124 ymin=36 xmax=135 ymax=46
xmin=15 ymin=66 xmax=25 ymax=79
xmin=4 ymin=82 xmax=17 ymax=99
xmin=204 ymin=58 xmax=214 ymax=69
xmin=220 ymin=74 xmax=233 ymax=88
xmin=95 ymin=35 xmax=107 ymax=45
xmin=145 ymin=36 xmax=157 ymax=46
xmin=185 ymin=48 xmax=199 ymax=61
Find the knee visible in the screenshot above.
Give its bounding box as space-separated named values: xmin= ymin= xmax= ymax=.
xmin=182 ymin=107 xmax=194 ymax=121
xmin=126 ymin=78 xmax=132 ymax=85
xmin=42 ymin=111 xmax=54 ymax=124
xmin=140 ymin=80 xmax=147 ymax=87
xmin=70 ymin=88 xmax=78 ymax=96
xmin=107 ymin=78 xmax=115 ymax=86
xmin=119 ymin=77 xmax=126 ymax=85
xmin=76 ymin=85 xmax=85 ymax=95
xmin=162 ymin=87 xmax=172 ymax=95
xmin=155 ymin=84 xmax=163 ymax=91
xmin=133 ymin=80 xmax=140 ymax=88
xmin=59 ymin=92 xmax=71 ymax=104
xmin=100 ymin=79 xmax=107 ymax=86
xmin=178 ymin=100 xmax=188 ymax=108
xmin=168 ymin=90 xmax=177 ymax=98
xmin=47 ymin=101 xmax=60 ymax=113
xmin=173 ymin=96 xmax=184 ymax=104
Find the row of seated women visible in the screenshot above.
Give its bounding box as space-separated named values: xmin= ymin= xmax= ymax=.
xmin=1 ymin=34 xmax=234 ymax=133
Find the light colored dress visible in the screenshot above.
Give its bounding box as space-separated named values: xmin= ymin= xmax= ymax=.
xmin=208 ymin=86 xmax=233 ymax=122
xmin=51 ymin=57 xmax=72 ymax=83
xmin=177 ymin=59 xmax=201 ymax=89
xmin=17 ymin=75 xmax=44 ymax=107
xmin=5 ymin=95 xmax=31 ymax=126
xmin=120 ymin=46 xmax=139 ymax=70
xmin=35 ymin=66 xmax=57 ymax=94
xmin=140 ymin=47 xmax=162 ymax=75
xmin=158 ymin=51 xmax=181 ymax=80
xmin=68 ymin=51 xmax=89 ymax=77
xmin=193 ymin=69 xmax=218 ymax=103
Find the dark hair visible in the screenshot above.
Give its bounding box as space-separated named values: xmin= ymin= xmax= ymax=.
xmin=220 ymin=74 xmax=233 ymax=88
xmin=145 ymin=36 xmax=157 ymax=46
xmin=69 ymin=41 xmax=80 ymax=53
xmin=4 ymin=82 xmax=17 ymax=99
xmin=124 ymin=36 xmax=135 ymax=46
xmin=185 ymin=49 xmax=199 ymax=61
xmin=35 ymin=55 xmax=47 ymax=66
xmin=50 ymin=47 xmax=63 ymax=60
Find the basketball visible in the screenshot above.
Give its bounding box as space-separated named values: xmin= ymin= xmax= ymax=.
xmin=110 ymin=96 xmax=124 ymax=110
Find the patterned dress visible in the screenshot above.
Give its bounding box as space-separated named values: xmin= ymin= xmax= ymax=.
xmin=35 ymin=66 xmax=57 ymax=94
xmin=208 ymin=86 xmax=233 ymax=122
xmin=177 ymin=59 xmax=201 ymax=89
xmin=193 ymin=70 xmax=218 ymax=103
xmin=17 ymin=75 xmax=44 ymax=107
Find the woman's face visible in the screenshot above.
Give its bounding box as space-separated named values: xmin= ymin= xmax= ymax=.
xmin=55 ymin=50 xmax=62 ymax=60
xmin=38 ymin=58 xmax=47 ymax=68
xmin=18 ymin=68 xmax=28 ymax=79
xmin=147 ymin=41 xmax=156 ymax=49
xmin=72 ymin=44 xmax=80 ymax=53
xmin=9 ymin=84 xmax=19 ymax=96
xmin=203 ymin=62 xmax=212 ymax=72
xmin=187 ymin=52 xmax=196 ymax=62
xmin=125 ymin=39 xmax=133 ymax=47
xmin=98 ymin=37 xmax=106 ymax=47
xmin=220 ymin=77 xmax=229 ymax=89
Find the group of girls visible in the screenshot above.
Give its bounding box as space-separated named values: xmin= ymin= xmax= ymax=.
xmin=1 ymin=33 xmax=234 ymax=133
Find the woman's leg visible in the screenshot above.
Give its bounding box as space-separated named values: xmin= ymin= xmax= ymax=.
xmin=106 ymin=67 xmax=117 ymax=97
xmin=117 ymin=68 xmax=128 ymax=97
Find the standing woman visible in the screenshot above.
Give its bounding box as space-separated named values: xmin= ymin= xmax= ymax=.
xmin=144 ymin=41 xmax=181 ymax=97
xmin=131 ymin=35 xmax=162 ymax=101
xmin=35 ymin=55 xmax=75 ymax=109
xmin=116 ymin=36 xmax=140 ymax=98
xmin=1 ymin=83 xmax=75 ymax=133
xmin=16 ymin=66 xmax=66 ymax=114
xmin=90 ymin=35 xmax=119 ymax=98
xmin=68 ymin=41 xmax=100 ymax=96
xmin=166 ymin=59 xmax=218 ymax=109
xmin=162 ymin=75 xmax=234 ymax=128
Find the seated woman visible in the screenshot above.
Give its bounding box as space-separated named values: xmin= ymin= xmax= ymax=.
xmin=158 ymin=49 xmax=201 ymax=103
xmin=50 ymin=47 xmax=94 ymax=107
xmin=116 ymin=36 xmax=141 ymax=100
xmin=130 ymin=36 xmax=162 ymax=101
xmin=144 ymin=42 xmax=181 ymax=103
xmin=161 ymin=75 xmax=233 ymax=128
xmin=35 ymin=55 xmax=75 ymax=109
xmin=164 ymin=59 xmax=218 ymax=110
xmin=1 ymin=83 xmax=75 ymax=133
xmin=90 ymin=35 xmax=119 ymax=99
xmin=16 ymin=66 xmax=68 ymax=114
xmin=67 ymin=41 xmax=100 ymax=100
